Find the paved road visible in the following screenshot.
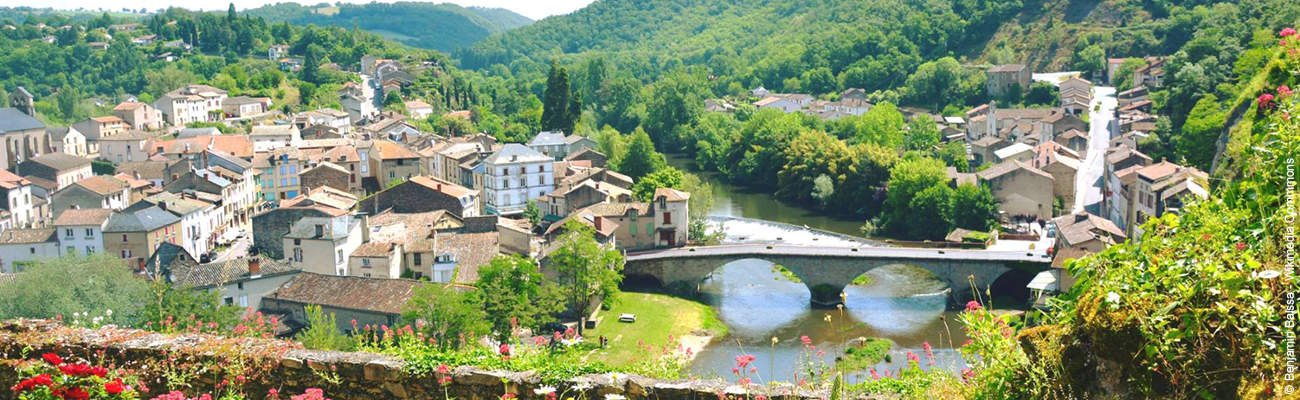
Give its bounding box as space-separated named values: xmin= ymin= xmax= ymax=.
xmin=212 ymin=233 xmax=251 ymax=263
xmin=1075 ymin=86 xmax=1116 ymax=213
xmin=626 ymin=244 xmax=1052 ymax=263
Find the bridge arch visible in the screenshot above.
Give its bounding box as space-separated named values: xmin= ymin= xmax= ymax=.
xmin=623 ymin=245 xmax=1048 ymax=308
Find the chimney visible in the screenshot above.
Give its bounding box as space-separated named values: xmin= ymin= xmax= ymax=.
xmin=593 ymin=216 xmax=603 ymax=231
xmin=248 ymin=257 xmax=261 ymax=275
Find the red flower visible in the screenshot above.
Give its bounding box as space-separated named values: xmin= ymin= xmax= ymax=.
xmin=104 ymin=379 xmax=127 ymax=394
xmin=42 ymin=353 xmax=64 ymax=366
xmin=1281 ymin=27 xmax=1297 ymax=37
xmin=10 ymin=373 xmax=54 ymax=392
xmin=498 ymin=343 xmax=510 ymax=356
xmin=799 ymin=335 xmax=811 ymax=346
xmin=59 ymin=363 xmax=95 ymax=377
xmin=91 ymin=366 xmax=108 ymax=378
xmin=437 ymin=364 xmax=451 ymax=374
xmin=965 ymin=300 xmax=983 ymax=312
xmin=63 ymin=386 xmax=90 ymax=400
xmin=733 ymin=354 xmax=756 ymax=368
xmin=1235 ymin=242 xmax=1247 ymax=251
xmin=1280 ymin=85 xmax=1293 ymax=98
xmin=501 ymin=393 xmax=517 ymax=400
xmin=1258 ymin=93 xmax=1275 ymax=109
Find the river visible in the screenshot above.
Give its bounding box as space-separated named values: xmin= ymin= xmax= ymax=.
xmin=662 ymin=155 xmax=970 ymax=383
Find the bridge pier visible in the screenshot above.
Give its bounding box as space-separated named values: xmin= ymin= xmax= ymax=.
xmin=808 ymin=283 xmax=846 ymax=308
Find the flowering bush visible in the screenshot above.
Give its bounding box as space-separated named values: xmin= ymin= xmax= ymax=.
xmin=10 ymin=353 xmax=141 ymax=400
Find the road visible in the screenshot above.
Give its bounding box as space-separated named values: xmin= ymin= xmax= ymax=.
xmin=212 ymin=233 xmax=251 ymax=263
xmin=626 ymin=244 xmax=1053 ymax=263
xmin=1075 ymin=86 xmax=1116 ymax=213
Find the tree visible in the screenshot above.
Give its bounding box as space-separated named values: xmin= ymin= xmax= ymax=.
xmin=0 ymin=255 xmax=150 ymax=326
xmin=906 ymin=184 xmax=954 ymax=240
xmin=644 ymin=68 xmax=709 ymax=149
xmin=840 ymin=102 xmax=905 ymax=149
xmin=138 ymin=280 xmax=242 ymax=332
xmin=1176 ymin=94 xmax=1225 ymax=169
xmin=946 ymin=184 xmax=999 ymax=231
xmin=297 ymin=305 xmax=354 ymax=351
xmin=1113 ymin=58 xmax=1147 ymax=91
xmin=476 ymin=255 xmax=564 ymax=341
xmin=404 ymin=283 xmax=489 ymax=349
xmin=302 ymin=44 xmax=325 ymax=84
xmin=1024 ymin=81 xmax=1058 ymax=106
xmin=812 ymin=174 xmax=835 ymax=206
xmin=633 ymin=167 xmax=685 ymax=201
xmin=523 ymin=200 xmax=541 ymax=225
xmin=548 ymin=220 xmax=624 ymax=333
xmin=880 ymin=156 xmax=948 ymax=239
xmin=541 ymin=61 xmax=579 ymax=133
xmin=1073 ymin=45 xmax=1106 ymax=80
xmin=617 ymin=128 xmax=665 ymax=179
xmin=903 ymin=118 xmax=941 ymax=151
xmin=54 ymin=87 xmax=80 ymax=120
xmin=802 ymin=67 xmax=837 ymax=95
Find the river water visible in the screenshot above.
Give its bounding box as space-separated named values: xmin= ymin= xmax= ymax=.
xmin=663 ymin=155 xmax=970 ymax=382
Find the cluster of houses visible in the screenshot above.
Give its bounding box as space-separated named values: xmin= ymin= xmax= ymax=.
xmin=705 ymin=87 xmax=876 ymax=121
xmin=0 ymin=60 xmax=693 ymax=333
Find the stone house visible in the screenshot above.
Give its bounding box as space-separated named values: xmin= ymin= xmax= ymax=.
xmin=252 ymin=148 xmax=306 ymax=202
xmin=357 ymin=176 xmax=480 ymax=219
xmin=72 ymin=115 xmax=128 ymax=155
xmin=97 ymin=130 xmax=156 ymax=165
xmin=1032 ymin=142 xmax=1082 ymax=210
xmin=566 ymin=188 xmax=690 ymax=251
xmin=370 ymin=141 xmax=422 ymax=187
xmin=50 ymin=175 xmax=130 ymax=218
xmin=261 ymin=272 xmax=423 ymax=334
xmin=282 ymin=214 xmax=366 ymax=277
xmin=222 ymin=96 xmax=268 ymax=119
xmin=349 ymin=241 xmax=403 ymax=279
xmin=104 ymin=204 xmax=182 ymax=271
xmin=167 ymin=256 xmax=300 ymax=309
xmin=976 ymin=160 xmax=1056 ymax=220
xmin=564 ymin=148 xmax=608 ymax=168
xmin=154 ymin=85 xmax=227 ymax=125
xmin=112 ymin=101 xmax=164 ymax=131
xmin=17 ymin=153 xmax=92 ymax=191
xmin=250 ymin=125 xmax=302 ymax=152
xmin=46 ymin=126 xmax=88 ymax=156
xmin=986 ymin=64 xmax=1030 ymax=97
xmin=300 ymin=162 xmax=352 ymax=195
xmin=252 ymin=205 xmax=347 ymax=260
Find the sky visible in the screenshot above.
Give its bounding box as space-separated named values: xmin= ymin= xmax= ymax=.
xmin=0 ymin=0 xmax=596 ymax=20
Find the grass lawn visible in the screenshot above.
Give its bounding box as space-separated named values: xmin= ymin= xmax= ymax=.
xmin=584 ymin=292 xmax=728 ymax=366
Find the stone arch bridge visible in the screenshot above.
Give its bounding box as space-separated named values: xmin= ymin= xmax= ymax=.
xmin=624 ymin=244 xmax=1052 ymax=308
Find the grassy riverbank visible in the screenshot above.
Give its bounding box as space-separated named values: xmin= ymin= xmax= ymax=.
xmin=585 ymin=292 xmax=728 ymax=365
xmin=835 ymin=337 xmax=894 ymax=372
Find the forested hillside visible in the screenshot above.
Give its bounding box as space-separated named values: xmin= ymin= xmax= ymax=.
xmin=246 ymin=2 xmax=532 ymax=52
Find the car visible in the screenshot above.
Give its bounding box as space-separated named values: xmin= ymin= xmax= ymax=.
xmin=618 ymin=313 xmax=636 ymax=323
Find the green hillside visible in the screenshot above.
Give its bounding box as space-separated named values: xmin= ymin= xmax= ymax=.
xmin=246 ymin=2 xmax=532 ymax=52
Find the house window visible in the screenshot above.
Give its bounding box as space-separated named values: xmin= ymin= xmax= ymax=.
xmin=337 ymin=249 xmax=344 ymax=263
xmin=293 ymin=248 xmax=303 ymax=262
xmin=65 ymin=229 xmax=73 ymax=238
xmin=29 ymin=247 xmax=35 ymax=254
xmin=663 ymin=212 xmax=672 ymax=225
xmin=294 ymin=238 xmax=301 ymax=245
xmin=121 ymin=249 xmax=131 ymax=258
xmin=122 ymin=234 xmax=128 ymax=242
xmin=362 ymin=258 xmax=371 ymax=267
xmin=85 ymin=228 xmax=93 ymax=237
xmin=413 ymin=253 xmax=422 ymax=265
xmin=224 ymin=297 xmax=234 ymax=305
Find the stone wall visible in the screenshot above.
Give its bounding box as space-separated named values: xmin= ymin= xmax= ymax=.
xmin=0 ymin=320 xmax=821 ymax=400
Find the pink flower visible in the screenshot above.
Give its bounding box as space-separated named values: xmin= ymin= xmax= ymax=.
xmin=1235 ymin=242 xmax=1247 ymax=251
xmin=1281 ymin=27 xmax=1297 ymax=37
xmin=1279 ymin=85 xmax=1293 ymax=98
xmin=1259 ymin=93 xmax=1275 ymax=110
xmin=965 ymin=300 xmax=983 ymax=312
xmin=499 ymin=343 xmax=510 ymax=356
xmin=799 ymin=335 xmax=811 ymax=346
xmin=437 ymin=364 xmax=451 ymax=374
xmin=733 ymin=354 xmax=756 ymax=368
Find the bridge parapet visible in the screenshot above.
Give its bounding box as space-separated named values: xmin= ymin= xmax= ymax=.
xmin=624 ymin=244 xmax=1051 ymax=308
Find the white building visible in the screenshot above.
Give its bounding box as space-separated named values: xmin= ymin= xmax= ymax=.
xmin=52 ymin=208 xmax=112 ymax=257
xmin=0 ymin=227 xmax=58 ymax=273
xmin=481 ymin=144 xmax=554 ymax=215
xmin=154 ymin=85 xmax=228 ymax=126
xmin=0 ymin=169 xmax=38 ymax=229
xmin=142 ymin=192 xmax=217 ymax=259
xmin=282 ymin=214 xmax=365 ymax=276
xmin=250 ymin=124 xmax=302 ymax=152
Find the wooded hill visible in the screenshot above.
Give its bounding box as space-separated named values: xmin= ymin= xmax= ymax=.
xmin=246 ymin=2 xmax=532 ymax=52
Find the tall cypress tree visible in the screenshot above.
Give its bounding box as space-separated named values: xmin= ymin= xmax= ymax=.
xmin=541 ymin=61 xmax=579 ymax=133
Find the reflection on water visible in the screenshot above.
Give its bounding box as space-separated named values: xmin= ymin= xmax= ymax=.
xmin=687 ymin=260 xmax=968 ymax=383
xmin=664 ymin=153 xmax=968 ymax=382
